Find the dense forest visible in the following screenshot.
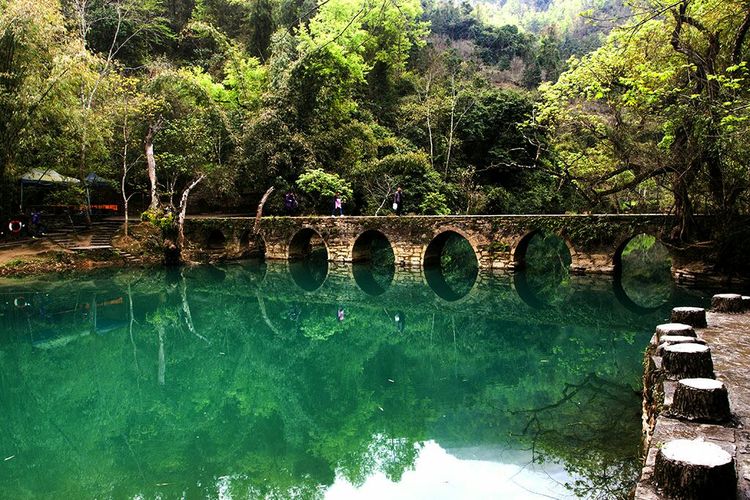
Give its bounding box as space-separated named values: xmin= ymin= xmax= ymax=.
xmin=1 ymin=0 xmax=748 ymax=233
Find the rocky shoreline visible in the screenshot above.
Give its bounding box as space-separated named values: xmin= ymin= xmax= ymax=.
xmin=637 ymin=299 xmax=750 ymax=499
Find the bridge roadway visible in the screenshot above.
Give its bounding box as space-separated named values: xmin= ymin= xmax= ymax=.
xmin=184 ymin=214 xmax=682 ymax=275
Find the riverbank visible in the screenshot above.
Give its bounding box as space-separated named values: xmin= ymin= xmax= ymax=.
xmin=0 ymin=222 xmax=162 ymax=278
xmin=637 ymin=304 xmax=750 ymax=499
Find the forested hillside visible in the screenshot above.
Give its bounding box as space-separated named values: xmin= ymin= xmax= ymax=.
xmin=1 ymin=0 xmax=748 ymax=232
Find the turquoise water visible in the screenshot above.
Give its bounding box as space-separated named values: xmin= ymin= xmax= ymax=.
xmin=0 ymin=254 xmax=709 ymax=499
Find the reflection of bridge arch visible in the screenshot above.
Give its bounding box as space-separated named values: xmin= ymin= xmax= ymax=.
xmin=511 ymin=230 xmax=576 ymax=269
xmin=611 ymin=233 xmax=673 ymax=312
xmin=423 ymin=229 xmax=479 ymax=302
xmin=611 ymin=232 xmax=669 ymax=273
xmin=512 ymin=271 xmax=546 ymax=309
xmin=288 ymin=228 xmax=329 ymax=292
xmin=351 ymin=230 xmax=395 ymax=296
xmin=612 ymin=272 xmax=665 ymax=314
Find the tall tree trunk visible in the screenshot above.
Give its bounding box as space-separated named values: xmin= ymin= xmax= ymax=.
xmin=145 ymin=121 xmax=160 ymax=211
xmin=672 ymin=171 xmax=695 ymax=241
xmin=79 ymin=120 xmax=92 ymax=225
xmin=254 ymin=186 xmax=274 ymax=234
xmin=121 ymin=118 xmax=131 ymax=236
xmin=177 ymin=175 xmax=205 ymax=249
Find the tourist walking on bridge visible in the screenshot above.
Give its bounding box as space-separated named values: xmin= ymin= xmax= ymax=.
xmin=332 ymin=193 xmax=343 ymax=217
xmin=284 ymin=191 xmax=298 ymax=215
xmin=393 ymin=187 xmax=404 ymax=215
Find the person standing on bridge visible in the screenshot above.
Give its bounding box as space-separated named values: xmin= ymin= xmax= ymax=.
xmin=284 ymin=191 xmax=298 ymax=215
xmin=393 ymin=187 xmax=404 ymax=216
xmin=332 ymin=193 xmax=343 ymax=217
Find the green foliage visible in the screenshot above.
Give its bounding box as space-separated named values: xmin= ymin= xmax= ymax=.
xmin=43 ymin=185 xmax=86 ymax=207
xmin=295 ymin=168 xmax=354 ymax=212
xmin=536 ymin=1 xmax=750 ymax=223
xmin=141 ymin=208 xmax=175 ymax=231
xmin=419 ymin=191 xmax=450 ymax=215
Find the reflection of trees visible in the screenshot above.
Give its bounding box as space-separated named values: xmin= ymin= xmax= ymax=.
xmin=509 ymin=373 xmax=641 ymax=500
xmin=0 ymin=262 xmax=667 ymax=498
xmin=521 ymin=232 xmax=571 ymax=306
xmin=619 ymin=235 xmax=672 ymax=309
xmin=439 ymin=234 xmax=478 ymax=296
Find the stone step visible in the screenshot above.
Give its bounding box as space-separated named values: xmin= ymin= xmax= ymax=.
xmin=113 ymin=249 xmax=142 ymax=264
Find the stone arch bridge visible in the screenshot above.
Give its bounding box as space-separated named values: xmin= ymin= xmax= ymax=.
xmin=184 ymin=214 xmax=685 ymax=275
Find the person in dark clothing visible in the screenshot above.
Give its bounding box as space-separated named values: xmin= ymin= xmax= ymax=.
xmin=30 ymin=210 xmax=41 ymax=237
xmin=284 ymin=191 xmax=298 ymax=214
xmin=393 ymin=187 xmax=404 ymax=215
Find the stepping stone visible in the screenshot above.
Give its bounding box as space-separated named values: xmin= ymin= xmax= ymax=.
xmin=671 ymin=307 xmax=707 ymax=328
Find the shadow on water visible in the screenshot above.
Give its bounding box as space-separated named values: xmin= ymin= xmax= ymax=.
xmin=352 ymin=230 xmax=395 ymax=296
xmin=514 ymin=231 xmax=572 ymax=308
xmin=423 ymin=231 xmax=478 ymax=301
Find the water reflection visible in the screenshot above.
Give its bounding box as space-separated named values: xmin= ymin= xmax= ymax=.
xmin=352 ymin=230 xmax=395 ymax=296
xmin=0 ymin=262 xmax=710 ymax=499
xmin=514 ymin=231 xmax=572 ymax=307
xmin=423 ymin=231 xmax=478 ymax=301
xmin=615 ymin=234 xmax=673 ymax=310
xmin=289 ymin=228 xmax=329 ymax=291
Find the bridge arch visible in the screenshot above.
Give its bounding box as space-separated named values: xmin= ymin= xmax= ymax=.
xmin=206 ymin=229 xmax=227 ymax=250
xmin=351 ymin=230 xmax=395 ymax=296
xmin=351 ymin=230 xmax=394 ymax=262
xmin=511 ymin=229 xmax=576 ymax=269
xmin=239 ymin=230 xmax=266 ymax=259
xmin=288 ymin=227 xmax=329 ymax=292
xmin=423 ymin=228 xmax=479 ymax=302
xmin=422 ymin=227 xmax=480 ymax=267
xmin=611 ymin=232 xmax=671 ymax=273
xmin=611 ymin=232 xmax=673 ymax=310
xmin=288 ymin=227 xmax=328 ymax=260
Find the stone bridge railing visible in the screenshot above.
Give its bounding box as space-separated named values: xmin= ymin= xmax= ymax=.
xmin=184 ymin=214 xmax=680 ymax=275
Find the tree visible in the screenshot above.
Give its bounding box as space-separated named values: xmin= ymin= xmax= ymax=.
xmin=0 ymin=0 xmax=77 ymax=216
xmin=142 ymin=66 xmax=238 ymax=250
xmin=537 ymin=0 xmax=750 ymax=236
xmin=295 ymin=168 xmax=353 ymax=213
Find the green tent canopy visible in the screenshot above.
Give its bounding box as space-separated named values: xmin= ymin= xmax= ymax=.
xmin=20 ymin=168 xmax=80 ymax=186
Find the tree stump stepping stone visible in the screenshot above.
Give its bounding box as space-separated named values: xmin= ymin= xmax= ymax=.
xmin=662 ymin=343 xmax=714 ymax=379
xmin=655 ymin=323 xmax=696 ymax=341
xmin=742 ymin=296 xmax=750 ymax=311
xmin=711 ymin=294 xmax=744 ymax=313
xmin=656 ymin=336 xmax=705 ymax=355
xmin=654 ymin=438 xmax=735 ymax=500
xmin=671 ymin=307 xmax=707 ymax=328
xmin=670 ymin=378 xmax=731 ymax=423
xmin=659 ymin=335 xmax=704 ymax=345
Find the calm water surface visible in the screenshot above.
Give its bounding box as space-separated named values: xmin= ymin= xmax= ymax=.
xmin=0 ymin=248 xmax=710 ymax=499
